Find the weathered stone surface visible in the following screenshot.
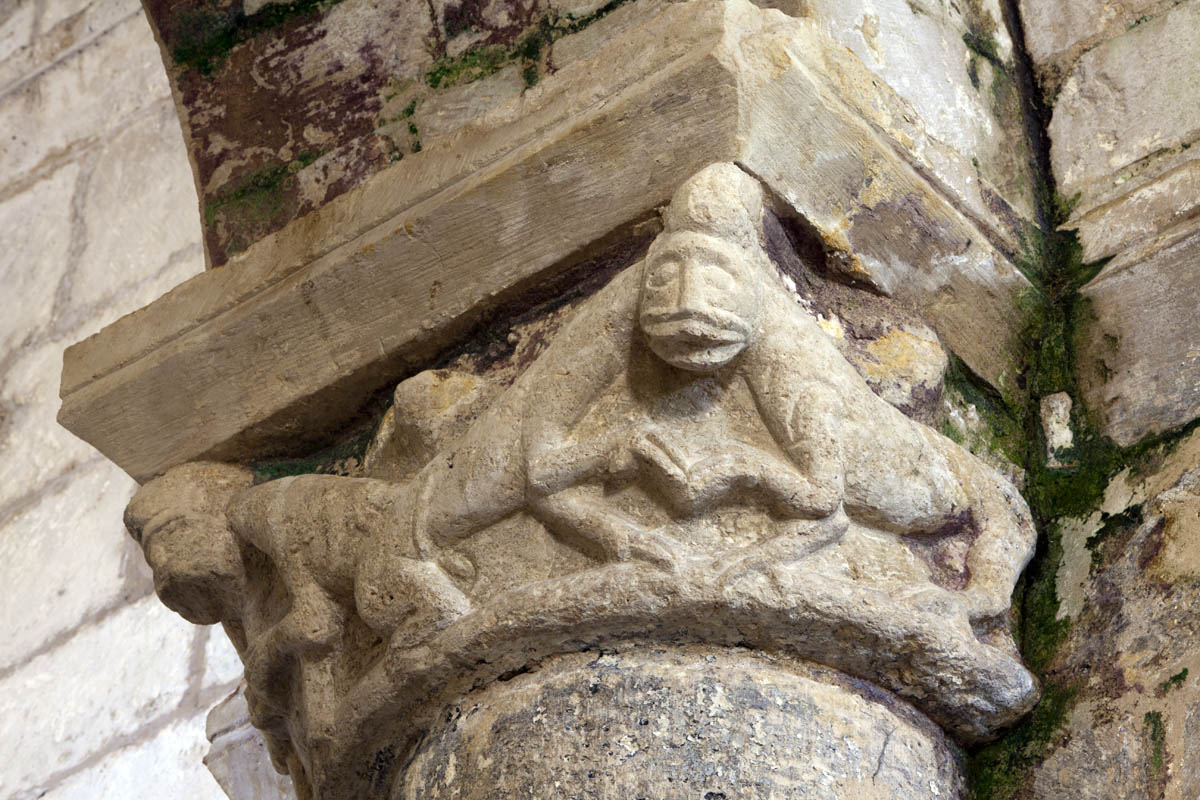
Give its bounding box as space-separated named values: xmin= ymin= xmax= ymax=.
xmin=38 ymin=710 xmax=231 ymax=800
xmin=0 ymin=4 xmax=236 ymax=798
xmin=0 ymin=176 xmax=199 ymax=512
xmin=1050 ymin=0 xmax=1200 ymax=253
xmin=1025 ymin=429 xmax=1200 ymax=800
xmin=802 ymin=0 xmax=1036 ymax=234
xmin=0 ymin=462 xmax=142 ymax=670
xmin=400 ymin=646 xmax=966 ymax=799
xmin=206 ymin=688 xmax=298 ymax=800
xmin=60 ymin=0 xmax=1031 ymax=482
xmin=69 ymin=101 xmax=203 ymax=317
xmin=0 ymin=0 xmax=141 ymax=96
xmin=1018 ymin=0 xmax=1178 ymax=93
xmin=0 ymin=165 xmax=77 ymax=356
xmin=0 ymin=0 xmax=35 ymax=68
xmin=1077 ymin=218 xmax=1200 ymax=446
xmin=124 ymin=164 xmax=1037 ymax=799
xmin=203 ymin=627 xmax=247 ymax=691
xmin=1073 ymin=158 xmax=1200 ymax=263
xmin=0 ymin=11 xmax=167 ymax=190
xmin=139 ymin=0 xmax=1033 ymax=266
xmin=1040 ymin=392 xmax=1073 ymax=468
xmin=0 ymin=597 xmax=196 ymax=797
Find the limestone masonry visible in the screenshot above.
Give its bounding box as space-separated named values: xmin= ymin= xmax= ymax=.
xmin=0 ymin=0 xmax=1191 ymax=797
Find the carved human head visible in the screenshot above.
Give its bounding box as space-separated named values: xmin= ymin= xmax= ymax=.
xmin=639 ymin=163 xmax=767 ymax=372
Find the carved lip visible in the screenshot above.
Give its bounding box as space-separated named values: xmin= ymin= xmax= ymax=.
xmin=641 ymin=317 xmax=748 ymax=347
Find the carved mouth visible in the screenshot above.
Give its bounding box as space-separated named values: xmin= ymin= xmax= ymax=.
xmin=641 ymin=317 xmax=747 ymax=348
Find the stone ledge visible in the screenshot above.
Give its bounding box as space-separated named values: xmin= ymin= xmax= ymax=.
xmin=59 ymin=0 xmax=1030 ymax=482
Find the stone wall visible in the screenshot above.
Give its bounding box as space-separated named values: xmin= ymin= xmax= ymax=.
xmin=0 ymin=1 xmax=243 ymax=796
xmin=4 ymin=0 xmax=1200 ymax=797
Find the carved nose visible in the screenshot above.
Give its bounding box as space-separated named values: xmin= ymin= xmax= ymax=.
xmin=675 ymin=262 xmax=704 ymax=311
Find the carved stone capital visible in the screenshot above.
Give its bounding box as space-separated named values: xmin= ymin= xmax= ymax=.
xmin=127 ymin=164 xmax=1038 ymax=799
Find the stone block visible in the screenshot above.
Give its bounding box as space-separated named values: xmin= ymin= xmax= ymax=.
xmin=399 ymin=647 xmax=965 ymax=799
xmin=1074 ymin=158 xmax=1200 ymax=263
xmin=1 ymin=338 xmax=104 ymax=510
xmin=0 ymin=164 xmax=77 ymax=356
xmin=1077 ymin=218 xmax=1200 ymax=445
xmin=59 ymin=0 xmax=1031 ymax=482
xmin=0 ymin=597 xmax=196 ymax=796
xmin=0 ymin=1 xmax=34 ymax=67
xmin=1019 ymin=0 xmax=1175 ymax=91
xmin=1030 ymin=430 xmax=1200 ymax=800
xmin=804 ymin=0 xmax=1036 ymax=233
xmin=37 ymin=709 xmax=230 ymax=800
xmin=0 ymin=461 xmax=142 ymax=670
xmin=69 ymin=99 xmax=203 ymax=319
xmin=205 ymin=688 xmax=297 ymax=800
xmin=0 ymin=0 xmax=139 ymax=96
xmin=0 ymin=11 xmax=169 ymax=189
xmin=1049 ymin=0 xmax=1200 ymax=224
xmin=203 ymin=627 xmax=245 ymax=691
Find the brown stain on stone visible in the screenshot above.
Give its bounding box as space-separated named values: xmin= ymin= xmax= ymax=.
xmin=846 ymin=193 xmax=971 ymax=275
xmin=904 ymin=509 xmax=980 ymax=590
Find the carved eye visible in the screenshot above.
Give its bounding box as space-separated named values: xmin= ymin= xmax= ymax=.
xmin=702 ymin=263 xmax=735 ymax=292
xmin=646 ymin=260 xmax=679 ymax=290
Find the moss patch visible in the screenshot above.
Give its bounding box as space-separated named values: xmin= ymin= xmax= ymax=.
xmin=424 ymin=0 xmax=633 ymax=91
xmin=1084 ymin=504 xmax=1144 ymax=572
xmin=203 ymin=151 xmax=319 ymax=253
xmin=1157 ymin=668 xmax=1188 ymax=696
xmin=171 ymin=0 xmax=345 ymax=77
xmin=943 ymin=353 xmax=1026 ymax=462
xmin=967 ymin=683 xmax=1078 ymax=800
xmin=1144 ymin=711 xmax=1166 ymax=780
xmin=425 ymin=43 xmax=513 ymax=89
xmin=251 ymin=420 xmax=377 ymax=483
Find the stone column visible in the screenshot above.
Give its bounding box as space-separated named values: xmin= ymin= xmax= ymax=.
xmin=399 ymin=646 xmax=964 ymax=799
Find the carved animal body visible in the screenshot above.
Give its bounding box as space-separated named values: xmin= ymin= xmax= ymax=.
xmin=125 ymin=163 xmax=1040 ymax=797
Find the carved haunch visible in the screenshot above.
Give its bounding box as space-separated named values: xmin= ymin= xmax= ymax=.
xmin=125 ymin=163 xmax=1039 ymax=799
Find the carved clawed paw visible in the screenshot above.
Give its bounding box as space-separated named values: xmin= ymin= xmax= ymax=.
xmin=621 ymin=529 xmax=681 ymax=574
xmin=355 ymin=556 xmax=472 ymax=647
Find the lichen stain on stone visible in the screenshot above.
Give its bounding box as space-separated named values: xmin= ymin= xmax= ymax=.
xmin=149 ymin=0 xmax=436 ymax=265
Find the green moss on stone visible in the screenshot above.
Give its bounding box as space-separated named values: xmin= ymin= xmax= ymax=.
xmin=963 ymin=30 xmax=1003 ymax=66
xmin=941 ymin=419 xmax=967 ymax=445
xmin=172 ymin=0 xmax=345 ymax=77
xmin=967 ymin=683 xmax=1078 ymax=800
xmin=943 ymin=353 xmax=1026 ymax=464
xmin=252 ymin=425 xmax=375 ymax=483
xmin=1084 ymin=504 xmax=1143 ymax=571
xmin=425 ymin=44 xmax=512 ymax=89
xmin=1017 ymin=520 xmax=1071 ymax=675
xmin=1158 ymin=668 xmax=1188 ymax=696
xmin=424 ymin=0 xmax=633 ymax=91
xmin=203 ymin=151 xmax=320 ymax=250
xmin=1144 ymin=711 xmax=1166 ymax=779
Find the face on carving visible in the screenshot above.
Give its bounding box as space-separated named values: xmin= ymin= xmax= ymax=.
xmin=639 ymin=231 xmax=763 ymax=372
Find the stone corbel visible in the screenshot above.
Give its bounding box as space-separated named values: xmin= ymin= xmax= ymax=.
xmin=124 ymin=163 xmax=1039 ymax=799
